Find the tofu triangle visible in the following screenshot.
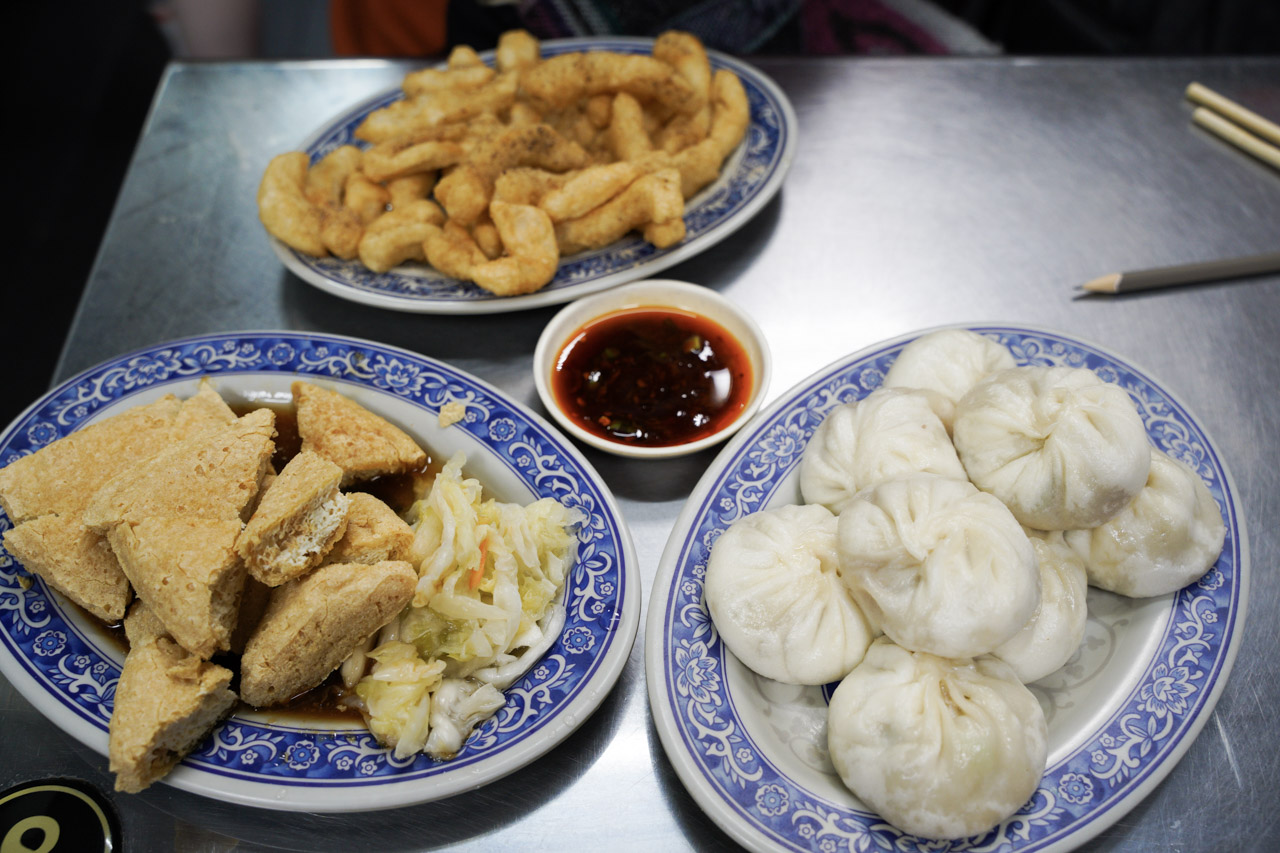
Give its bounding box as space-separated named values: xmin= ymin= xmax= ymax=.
xmin=84 ymin=408 xmax=276 ymax=530
xmin=293 ymin=381 xmax=426 ymax=485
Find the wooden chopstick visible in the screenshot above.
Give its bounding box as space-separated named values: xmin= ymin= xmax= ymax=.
xmin=1186 ymin=82 xmax=1280 ymax=145
xmin=1079 ymin=251 xmax=1280 ymax=295
xmin=1191 ymin=107 xmax=1280 ymax=170
xmin=1185 ymin=82 xmax=1280 ymax=170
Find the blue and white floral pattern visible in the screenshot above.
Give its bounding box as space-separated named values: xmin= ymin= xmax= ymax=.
xmin=653 ymin=326 xmax=1244 ymax=852
xmin=0 ymin=332 xmax=634 ymax=804
xmin=275 ymin=38 xmax=796 ymax=314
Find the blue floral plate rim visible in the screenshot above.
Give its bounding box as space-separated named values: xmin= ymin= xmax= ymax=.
xmin=270 ymin=36 xmax=797 ymax=314
xmin=645 ymin=323 xmax=1249 ymax=853
xmin=0 ymin=330 xmax=640 ymax=812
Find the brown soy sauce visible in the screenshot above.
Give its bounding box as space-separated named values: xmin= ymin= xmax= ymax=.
xmin=552 ymin=308 xmax=753 ymax=447
xmin=233 ymin=671 xmax=365 ymax=724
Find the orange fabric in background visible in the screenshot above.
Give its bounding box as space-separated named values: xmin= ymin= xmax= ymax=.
xmin=330 ymin=0 xmax=449 ymax=57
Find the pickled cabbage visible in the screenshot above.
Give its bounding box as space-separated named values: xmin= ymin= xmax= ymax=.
xmin=353 ymin=452 xmax=579 ymax=759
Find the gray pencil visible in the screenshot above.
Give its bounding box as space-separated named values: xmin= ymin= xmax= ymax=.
xmin=1079 ymin=251 xmax=1280 ymax=294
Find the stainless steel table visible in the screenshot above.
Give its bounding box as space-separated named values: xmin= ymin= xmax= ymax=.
xmin=2 ymin=55 xmax=1277 ymax=852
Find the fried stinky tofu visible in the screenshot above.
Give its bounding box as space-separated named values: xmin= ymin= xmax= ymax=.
xmin=292 ymin=382 xmax=427 ymax=486
xmin=122 ymin=598 xmax=170 ymax=647
xmin=323 ymin=492 xmax=414 ymax=566
xmin=237 ymin=451 xmax=350 ymax=587
xmin=239 ymin=560 xmax=416 ymax=707
xmin=83 ymin=408 xmax=276 ymax=532
xmin=3 ymin=514 xmax=132 ymax=622
xmin=0 ymin=394 xmax=184 ymax=622
xmin=83 ymin=409 xmax=275 ymax=657
xmin=106 ymin=516 xmax=246 ymax=659
xmin=0 ymin=395 xmax=182 ymax=524
xmin=171 ymin=379 xmax=237 ymax=441
xmin=108 ymin=633 xmax=237 ymax=793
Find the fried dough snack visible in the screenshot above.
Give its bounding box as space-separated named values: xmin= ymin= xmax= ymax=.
xmin=258 ymin=153 xmax=327 ymax=257
xmin=256 ymin=29 xmax=749 ymax=296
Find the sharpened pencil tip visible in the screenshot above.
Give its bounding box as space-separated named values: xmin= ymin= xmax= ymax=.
xmin=1080 ymin=273 xmax=1122 ymax=294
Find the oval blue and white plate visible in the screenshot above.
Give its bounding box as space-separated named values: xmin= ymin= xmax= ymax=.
xmin=646 ymin=325 xmax=1249 ymax=852
xmin=270 ymin=37 xmax=797 ymax=314
xmin=0 ymin=331 xmax=639 ymax=812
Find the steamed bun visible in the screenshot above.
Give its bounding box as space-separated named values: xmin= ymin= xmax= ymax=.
xmin=992 ymin=528 xmax=1089 ymax=683
xmin=799 ymin=388 xmax=966 ymax=515
xmin=883 ymin=329 xmax=1016 ymax=431
xmin=704 ymin=504 xmax=875 ymax=685
xmin=827 ymin=638 xmax=1048 ymax=840
xmin=1064 ymin=448 xmax=1225 ymax=597
xmin=953 ymin=366 xmax=1150 ymax=530
xmin=836 ymin=474 xmax=1039 ymax=659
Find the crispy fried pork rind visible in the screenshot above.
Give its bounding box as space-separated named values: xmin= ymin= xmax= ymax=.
xmin=495 ymin=29 xmax=540 ymax=73
xmin=555 ymin=168 xmax=684 ymax=255
xmin=424 ymin=220 xmax=489 ymax=280
xmin=305 ymin=145 xmax=364 ymax=206
xmin=358 ymin=199 xmax=445 ymax=273
xmin=258 ymin=152 xmax=326 ymax=257
xmin=260 ymin=30 xmax=751 ymax=295
xmin=385 ymin=171 xmax=437 ymax=210
xmin=403 ymin=64 xmax=494 ymax=99
xmin=538 ymin=162 xmax=640 ymax=222
xmin=607 ymin=92 xmax=655 ymax=161
xmin=521 ymin=52 xmax=699 ymax=114
xmin=362 ymin=134 xmax=468 ymax=183
xmin=345 ymin=172 xmax=392 ymax=224
xmin=471 ymin=202 xmax=560 ymax=296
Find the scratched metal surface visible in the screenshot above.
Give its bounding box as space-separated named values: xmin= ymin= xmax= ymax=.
xmin=2 ymin=56 xmax=1277 ymax=852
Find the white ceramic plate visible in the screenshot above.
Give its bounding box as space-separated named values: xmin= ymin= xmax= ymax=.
xmin=0 ymin=331 xmax=639 ymax=812
xmin=270 ymin=37 xmax=797 ymax=314
xmin=646 ymin=324 xmax=1249 ymax=852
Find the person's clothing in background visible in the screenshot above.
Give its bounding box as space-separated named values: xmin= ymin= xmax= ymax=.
xmin=328 ymin=0 xmax=998 ymax=57
xmin=330 ymin=0 xmax=449 ymax=55
xmin=937 ymin=0 xmax=1280 ymax=55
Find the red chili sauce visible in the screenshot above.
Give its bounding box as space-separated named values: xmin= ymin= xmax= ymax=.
xmin=552 ymin=307 xmax=753 ymax=447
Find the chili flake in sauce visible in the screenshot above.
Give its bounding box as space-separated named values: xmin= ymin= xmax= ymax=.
xmin=552 ymin=307 xmax=752 ymax=447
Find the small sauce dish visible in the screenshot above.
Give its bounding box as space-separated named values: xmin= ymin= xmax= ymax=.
xmin=534 ymin=279 xmax=771 ymax=459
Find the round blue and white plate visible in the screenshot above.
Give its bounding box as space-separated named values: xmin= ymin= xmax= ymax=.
xmin=646 ymin=325 xmax=1248 ymax=852
xmin=270 ymin=37 xmax=796 ymax=314
xmin=0 ymin=331 xmax=639 ymax=812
